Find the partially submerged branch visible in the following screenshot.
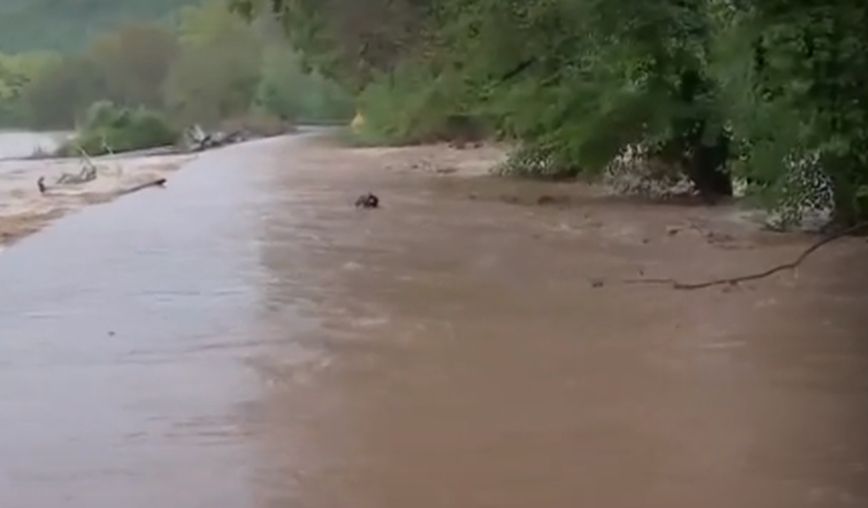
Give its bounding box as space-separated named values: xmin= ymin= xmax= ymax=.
xmin=624 ymin=222 xmax=868 ymax=290
xmin=116 ymin=178 xmax=167 ymax=196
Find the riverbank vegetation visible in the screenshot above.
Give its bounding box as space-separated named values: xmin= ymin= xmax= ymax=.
xmin=235 ymin=0 xmax=868 ymax=227
xmin=58 ymin=102 xmax=179 ymax=157
xmin=3 ymin=0 xmax=866 ymax=227
xmin=0 ymin=0 xmax=353 ymax=155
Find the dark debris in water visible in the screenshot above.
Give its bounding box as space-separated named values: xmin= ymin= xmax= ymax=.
xmin=355 ymin=193 xmax=380 ymax=209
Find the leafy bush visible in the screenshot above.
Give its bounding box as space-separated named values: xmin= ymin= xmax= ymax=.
xmin=255 ymin=46 xmax=354 ymax=124
xmin=352 ymin=62 xmax=486 ymax=145
xmin=63 ymin=101 xmax=178 ymax=155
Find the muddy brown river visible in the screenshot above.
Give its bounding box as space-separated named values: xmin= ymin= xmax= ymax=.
xmin=1 ymin=134 xmax=867 ymax=507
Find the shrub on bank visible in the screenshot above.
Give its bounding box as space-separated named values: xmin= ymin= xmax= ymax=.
xmin=61 ymin=101 xmax=178 ymax=156
xmin=350 ymin=62 xmax=488 ymax=146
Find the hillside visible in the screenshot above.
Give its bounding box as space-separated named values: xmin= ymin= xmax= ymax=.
xmin=0 ymin=0 xmax=197 ymax=52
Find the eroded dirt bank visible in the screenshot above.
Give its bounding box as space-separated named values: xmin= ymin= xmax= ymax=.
xmin=1 ymin=134 xmax=867 ymax=507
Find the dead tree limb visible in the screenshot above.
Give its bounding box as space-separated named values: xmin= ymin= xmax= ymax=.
xmin=497 ymin=59 xmax=536 ymax=84
xmin=77 ymin=146 xmax=98 ymax=171
xmin=116 ymin=178 xmax=167 ymax=196
xmin=624 ymin=222 xmax=868 ymax=290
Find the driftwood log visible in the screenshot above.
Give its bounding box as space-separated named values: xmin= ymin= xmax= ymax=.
xmin=116 ymin=178 xmax=167 ymax=196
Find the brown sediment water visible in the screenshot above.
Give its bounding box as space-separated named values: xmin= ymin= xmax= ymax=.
xmin=0 ymin=142 xmax=193 ymax=249
xmin=1 ymin=133 xmax=866 ymax=507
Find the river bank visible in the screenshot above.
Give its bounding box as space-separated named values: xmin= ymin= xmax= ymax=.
xmin=0 ymin=125 xmax=296 ymax=249
xmin=0 ymin=132 xmax=504 ymax=250
xmin=0 ymin=130 xmax=839 ymax=254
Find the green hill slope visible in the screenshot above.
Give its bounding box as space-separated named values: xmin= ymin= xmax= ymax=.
xmin=0 ymin=0 xmax=197 ymax=52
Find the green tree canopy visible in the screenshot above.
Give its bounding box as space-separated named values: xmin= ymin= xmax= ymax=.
xmin=237 ymin=0 xmax=868 ymax=222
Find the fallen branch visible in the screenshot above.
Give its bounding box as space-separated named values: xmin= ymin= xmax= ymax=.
xmin=116 ymin=178 xmax=167 ymax=196
xmin=78 ymin=146 xmax=98 ymax=169
xmin=624 ymin=222 xmax=868 ymax=290
xmin=497 ymin=58 xmax=536 ymax=84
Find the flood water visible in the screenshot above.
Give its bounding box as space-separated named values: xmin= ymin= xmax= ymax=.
xmin=1 ymin=134 xmax=867 ymax=507
xmin=0 ymin=131 xmax=68 ymax=160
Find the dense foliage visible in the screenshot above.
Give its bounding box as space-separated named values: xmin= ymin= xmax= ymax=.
xmin=237 ymin=0 xmax=868 ymax=224
xmin=64 ymin=101 xmax=178 ymax=156
xmin=712 ymin=1 xmax=868 ymax=223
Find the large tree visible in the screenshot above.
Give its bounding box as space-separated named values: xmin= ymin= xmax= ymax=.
xmin=89 ymin=23 xmax=179 ymax=109
xmin=163 ymin=1 xmax=264 ymax=127
xmin=232 ymin=0 xmax=432 ymax=90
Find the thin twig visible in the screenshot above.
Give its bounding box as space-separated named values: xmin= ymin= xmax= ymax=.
xmin=624 ymin=222 xmax=868 ymax=291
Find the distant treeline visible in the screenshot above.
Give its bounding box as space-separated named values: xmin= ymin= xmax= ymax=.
xmin=0 ymin=0 xmax=194 ymax=53
xmin=0 ymin=0 xmax=353 ymax=134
